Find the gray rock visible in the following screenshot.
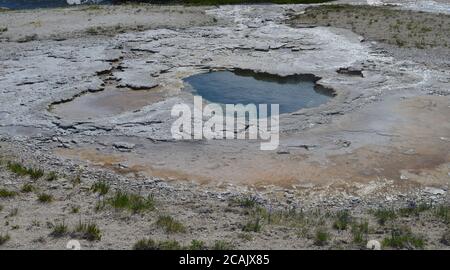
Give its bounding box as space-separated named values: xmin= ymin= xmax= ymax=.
xmin=424 ymin=187 xmax=446 ymax=196
xmin=113 ymin=142 xmax=136 ymax=151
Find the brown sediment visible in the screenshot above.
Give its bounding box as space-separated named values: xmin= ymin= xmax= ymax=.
xmin=50 ymin=86 xmax=166 ymax=121
xmin=54 ymin=92 xmax=450 ymax=191
xmin=55 ymin=148 xmax=213 ymax=184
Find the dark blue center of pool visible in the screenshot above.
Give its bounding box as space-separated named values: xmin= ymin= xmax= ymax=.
xmin=183 ymin=70 xmax=334 ymax=114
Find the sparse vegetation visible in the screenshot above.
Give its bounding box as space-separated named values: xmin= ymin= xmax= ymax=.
xmin=189 ymin=239 xmax=207 ymax=250
xmin=382 ymin=227 xmax=425 ymax=249
xmin=0 ymin=233 xmax=10 ymax=245
xmin=314 ymin=227 xmax=329 ymax=246
xmin=91 ymin=181 xmax=110 ymax=196
xmin=242 ymin=217 xmax=262 ymax=232
xmin=0 ymin=188 xmax=17 ymax=198
xmin=133 ymin=238 xmax=159 ymax=250
xmin=158 ymin=240 xmax=182 ymax=250
xmin=332 ymin=210 xmax=352 ymax=231
xmin=231 ymin=196 xmax=258 ymax=208
xmin=71 ymin=175 xmax=82 ymax=186
xmin=213 ymin=240 xmax=234 ymax=250
xmin=109 ymin=190 xmax=155 ymax=213
xmin=156 ymin=215 xmax=186 ymax=234
xmin=238 ymin=232 xmax=253 ymax=241
xmin=7 ymin=162 xmax=29 ymax=176
xmin=7 ymin=162 xmax=44 ymax=180
xmin=351 ymin=220 xmax=369 ymax=245
xmin=86 ymin=26 xmax=100 ymax=35
xmin=73 ymin=221 xmax=101 ymax=241
xmin=398 ymin=203 xmax=431 ymax=217
xmin=71 ymin=205 xmax=80 ymax=214
xmin=132 ymin=238 xmax=182 ymax=250
xmin=291 ymin=4 xmax=450 ymax=49
xmin=26 ymin=167 xmax=43 ymax=180
xmin=251 ymin=206 xmax=307 ymax=228
xmin=46 ymin=171 xmax=58 ymax=182
xmin=435 ymin=205 xmax=450 ymax=224
xmin=21 ymin=183 xmax=34 ymax=193
xmin=37 ymin=193 xmax=53 ymax=203
xmin=373 ymin=208 xmax=397 ymax=225
xmin=50 ymin=221 xmax=68 ymax=238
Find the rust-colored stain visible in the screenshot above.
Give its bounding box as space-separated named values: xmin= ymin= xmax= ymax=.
xmin=55 ymin=96 xmax=450 ymax=189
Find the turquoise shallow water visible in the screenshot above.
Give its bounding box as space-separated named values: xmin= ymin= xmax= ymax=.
xmin=184 ymin=70 xmax=334 ymax=115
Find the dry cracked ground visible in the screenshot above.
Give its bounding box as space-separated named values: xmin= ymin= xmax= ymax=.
xmin=0 ymin=2 xmax=449 ymax=250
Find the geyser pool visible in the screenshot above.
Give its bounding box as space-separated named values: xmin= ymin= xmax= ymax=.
xmin=183 ymin=69 xmax=334 ymax=115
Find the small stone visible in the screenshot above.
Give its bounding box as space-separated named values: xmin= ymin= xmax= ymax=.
xmin=254 ymin=45 xmax=270 ymax=52
xmin=403 ymin=149 xmax=416 ymax=155
xmin=424 ymin=187 xmax=446 ymax=195
xmin=335 ymin=139 xmax=351 ymax=148
xmin=118 ymin=163 xmax=129 ymax=169
xmin=113 ymin=142 xmax=135 ymax=151
xmin=366 ymin=240 xmax=381 ymax=250
xmin=337 ymin=67 xmax=364 ymax=77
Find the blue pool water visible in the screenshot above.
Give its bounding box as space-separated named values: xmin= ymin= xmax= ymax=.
xmin=183 ymin=70 xmax=334 ymax=115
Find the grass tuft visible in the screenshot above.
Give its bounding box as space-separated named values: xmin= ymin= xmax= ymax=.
xmin=0 ymin=233 xmax=10 ymax=245
xmin=71 ymin=205 xmax=80 ymax=214
xmin=158 ymin=240 xmax=182 ymax=250
xmin=213 ymin=240 xmax=234 ymax=250
xmin=7 ymin=162 xmax=29 ymax=176
xmin=73 ymin=221 xmax=101 ymax=241
xmin=189 ymin=239 xmax=207 ymax=250
xmin=91 ymin=181 xmax=110 ymax=196
xmin=132 ymin=238 xmax=182 ymax=250
xmin=156 ymin=215 xmax=186 ymax=234
xmin=398 ymin=203 xmax=431 ymax=217
xmin=133 ymin=238 xmax=158 ymax=250
xmin=0 ymin=188 xmax=17 ymax=198
xmin=50 ymin=221 xmax=68 ymax=238
xmin=109 ymin=190 xmax=155 ymax=213
xmin=242 ymin=217 xmax=262 ymax=232
xmin=314 ymin=227 xmax=329 ymax=246
xmin=46 ymin=171 xmax=58 ymax=182
xmin=21 ymin=183 xmax=34 ymax=193
xmin=37 ymin=193 xmax=53 ymax=203
xmin=231 ymin=196 xmax=258 ymax=208
xmin=7 ymin=162 xmax=44 ymax=180
xmin=382 ymin=227 xmax=425 ymax=249
xmin=332 ymin=210 xmax=352 ymax=230
xmin=373 ymin=208 xmax=397 ymax=225
xmin=351 ymin=220 xmax=369 ymax=245
xmin=435 ymin=205 xmax=450 ymax=224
